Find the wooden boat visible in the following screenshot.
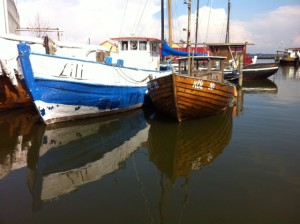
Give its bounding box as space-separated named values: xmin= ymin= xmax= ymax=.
xmin=26 ymin=109 xmax=149 ymax=209
xmin=17 ymin=37 xmax=171 ymax=125
xmin=147 ymin=55 xmax=236 ymax=122
xmin=0 ymin=60 xmax=33 ymax=111
xmin=147 ymin=0 xmax=235 ymax=122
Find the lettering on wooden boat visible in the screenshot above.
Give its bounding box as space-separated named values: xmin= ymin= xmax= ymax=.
xmin=208 ymin=82 xmax=215 ymax=90
xmin=192 ymin=80 xmax=204 ymax=89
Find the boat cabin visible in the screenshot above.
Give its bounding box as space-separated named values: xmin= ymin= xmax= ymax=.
xmin=110 ymin=37 xmax=161 ymax=70
xmin=205 ymin=42 xmax=254 ymax=68
xmin=177 ymin=56 xmax=227 ymax=82
xmin=276 ymin=48 xmax=300 ymax=66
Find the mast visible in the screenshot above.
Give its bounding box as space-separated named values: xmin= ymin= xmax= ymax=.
xmin=186 ymin=0 xmax=192 ymax=76
xmin=194 ymin=0 xmax=200 ymax=50
xmin=225 ymin=0 xmax=231 ymax=43
xmin=168 ymin=0 xmax=173 ymax=46
xmin=161 ymin=0 xmax=165 ymax=62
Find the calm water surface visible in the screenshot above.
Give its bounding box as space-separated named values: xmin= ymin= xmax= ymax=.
xmin=0 ymin=65 xmax=299 ymax=224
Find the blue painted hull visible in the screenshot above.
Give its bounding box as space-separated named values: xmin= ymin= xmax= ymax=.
xmin=30 ymin=78 xmax=146 ymax=111
xmin=17 ymin=42 xmax=167 ymax=124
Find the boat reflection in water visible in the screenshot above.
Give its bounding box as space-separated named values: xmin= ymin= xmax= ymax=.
xmin=27 ymin=109 xmax=149 ymax=211
xmin=148 ymin=107 xmax=233 ymax=181
xmin=147 ymin=108 xmax=233 ymax=222
xmin=241 ymin=79 xmax=278 ymax=94
xmin=0 ymin=108 xmax=39 ymax=179
xmin=280 ymin=65 xmax=300 ymax=80
xmin=233 ymin=79 xmax=278 ymax=116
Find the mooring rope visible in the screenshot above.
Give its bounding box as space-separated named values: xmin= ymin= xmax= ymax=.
xmin=113 ymin=66 xmax=151 ymax=84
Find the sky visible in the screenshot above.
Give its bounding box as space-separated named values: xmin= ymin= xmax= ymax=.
xmin=15 ymin=0 xmax=300 ymax=53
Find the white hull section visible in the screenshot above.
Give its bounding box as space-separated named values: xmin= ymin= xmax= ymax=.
xmin=28 ymin=54 xmax=163 ymax=86
xmin=34 ymin=100 xmax=142 ymax=124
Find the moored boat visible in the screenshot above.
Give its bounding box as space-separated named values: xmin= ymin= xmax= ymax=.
xmin=242 ymin=61 xmax=280 ymax=80
xmin=147 ymin=0 xmax=235 ymax=122
xmin=17 ymin=37 xmax=171 ymax=125
xmin=276 ymin=48 xmax=300 ymax=66
xmin=207 ymin=42 xmax=279 ymax=80
xmin=147 ymin=55 xmax=236 ymax=122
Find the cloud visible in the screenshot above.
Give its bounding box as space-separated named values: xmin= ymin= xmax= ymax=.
xmin=233 ymin=5 xmax=300 ymax=53
xmin=16 ymin=1 xmax=300 ymax=53
xmin=17 ymin=0 xmax=162 ymax=43
xmin=171 ymin=5 xmax=300 ymax=53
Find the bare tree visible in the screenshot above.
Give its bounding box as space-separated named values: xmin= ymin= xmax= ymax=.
xmin=29 ymin=13 xmax=50 ymax=38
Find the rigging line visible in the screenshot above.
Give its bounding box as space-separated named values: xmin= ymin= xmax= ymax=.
xmin=131 ymin=0 xmax=143 ymax=35
xmin=113 ymin=66 xmax=150 ymax=84
xmin=131 ymin=154 xmax=154 ymax=224
xmin=205 ymin=0 xmax=213 ymax=42
xmin=134 ymin=0 xmax=153 ymax=35
xmin=219 ymin=0 xmax=229 ymax=42
xmin=118 ymin=0 xmax=129 ymax=37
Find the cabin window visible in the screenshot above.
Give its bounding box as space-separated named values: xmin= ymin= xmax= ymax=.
xmin=139 ymin=41 xmax=147 ymax=50
xmin=151 ymin=42 xmax=158 ymax=52
xmin=212 ymin=60 xmax=221 ymax=70
xmin=195 ymin=60 xmax=208 ymax=70
xmin=121 ymin=41 xmax=128 ymax=50
xmin=130 ymin=41 xmax=138 ymax=50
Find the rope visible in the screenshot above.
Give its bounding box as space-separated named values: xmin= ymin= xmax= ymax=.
xmin=113 ymin=66 xmax=151 ymax=84
xmin=132 ymin=155 xmax=154 ymax=223
xmin=134 ymin=0 xmax=153 ymax=35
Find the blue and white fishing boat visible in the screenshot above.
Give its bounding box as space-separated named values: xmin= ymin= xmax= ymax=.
xmin=17 ymin=37 xmax=171 ymax=124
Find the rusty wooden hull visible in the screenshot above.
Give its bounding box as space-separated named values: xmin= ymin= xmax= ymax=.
xmin=147 ymin=74 xmax=235 ymax=121
xmin=0 ymin=74 xmax=33 ymax=111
